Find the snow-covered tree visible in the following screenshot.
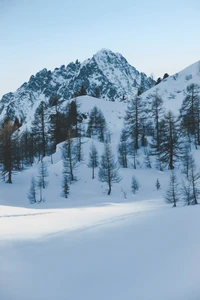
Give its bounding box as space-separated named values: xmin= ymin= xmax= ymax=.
xmin=124 ymin=96 xmax=144 ymax=151
xmin=31 ymin=101 xmax=48 ymax=160
xmin=27 ymin=177 xmax=37 ymax=204
xmin=155 ymin=178 xmax=161 ymax=190
xmin=165 ymin=171 xmax=180 ymax=207
xmin=181 ymin=179 xmax=192 ymax=206
xmin=131 ymin=175 xmax=140 ymax=194
xmin=62 ymin=131 xmax=77 ymax=183
xmin=118 ymin=129 xmax=128 ymax=168
xmin=181 ymin=144 xmax=192 ymax=178
xmin=144 ymin=148 xmax=152 ymax=169
xmin=37 ymin=160 xmax=48 ymax=189
xmin=0 ymin=119 xmax=17 ymax=183
xmin=86 ymin=106 xmax=107 ymax=142
xmin=88 ymin=143 xmax=99 ymax=179
xmin=159 ymin=111 xmax=182 ymax=170
xmin=98 ymin=142 xmax=121 ymax=195
xmin=62 ymin=173 xmax=70 ymax=198
xmin=75 ymin=123 xmax=85 ymax=163
xmin=150 ymin=93 xmax=165 ymax=155
xmin=187 ymin=156 xmax=200 ymax=205
xmin=180 ymin=83 xmax=200 ymax=147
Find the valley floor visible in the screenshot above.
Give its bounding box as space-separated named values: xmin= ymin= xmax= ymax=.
xmin=0 ymin=199 xmax=200 ymax=300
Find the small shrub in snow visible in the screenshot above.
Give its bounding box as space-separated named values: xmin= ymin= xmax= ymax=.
xmin=27 ymin=177 xmax=37 ymax=204
xmin=155 ymin=178 xmax=161 ymax=190
xmin=185 ymin=74 xmax=192 ymax=81
xmin=131 ymin=176 xmax=140 ymax=194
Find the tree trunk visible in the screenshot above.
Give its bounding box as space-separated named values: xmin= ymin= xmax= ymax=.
xmin=92 ymin=166 xmax=94 ymax=179
xmin=108 ymin=185 xmax=111 ymax=195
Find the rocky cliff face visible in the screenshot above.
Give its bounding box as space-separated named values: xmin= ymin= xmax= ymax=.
xmin=0 ymin=49 xmax=154 ymax=123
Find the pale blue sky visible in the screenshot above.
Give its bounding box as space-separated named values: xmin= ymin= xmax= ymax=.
xmin=0 ymin=0 xmax=200 ymax=98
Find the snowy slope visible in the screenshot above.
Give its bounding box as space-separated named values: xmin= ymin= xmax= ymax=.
xmin=1 ymin=199 xmax=200 ymax=300
xmin=141 ymin=60 xmax=200 ymax=114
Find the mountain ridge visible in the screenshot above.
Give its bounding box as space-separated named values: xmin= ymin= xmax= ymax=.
xmin=0 ymin=49 xmax=154 ymax=123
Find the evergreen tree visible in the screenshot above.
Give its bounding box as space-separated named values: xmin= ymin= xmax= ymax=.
xmin=79 ymin=85 xmax=87 ymax=96
xmin=62 ymin=175 xmax=70 ymax=198
xmin=159 ymin=111 xmax=182 ymax=170
xmin=165 ymin=171 xmax=180 ymax=207
xmin=88 ymin=142 xmax=99 ymax=179
xmin=37 ymin=160 xmax=48 ymax=190
xmin=86 ymin=106 xmax=107 ymax=142
xmin=181 ymin=144 xmax=192 ymax=178
xmin=150 ymin=93 xmax=165 ymax=155
xmin=118 ymin=129 xmax=128 ymax=168
xmin=62 ymin=131 xmax=77 ymax=183
xmin=131 ymin=175 xmax=140 ymax=194
xmin=187 ymin=156 xmax=200 ymax=205
xmin=74 ymin=85 xmax=87 ymax=97
xmin=124 ymin=96 xmax=144 ymax=151
xmin=31 ymin=101 xmax=48 ymax=160
xmin=180 ymin=83 xmax=200 ymax=147
xmin=155 ymin=178 xmax=161 ymax=190
xmin=144 ymin=148 xmax=152 ymax=169
xmin=48 ymin=96 xmax=62 ymax=152
xmin=67 ymin=99 xmax=84 ymax=138
xmin=20 ymin=128 xmax=34 ymax=166
xmin=181 ymin=179 xmax=192 ymax=206
xmin=12 ymin=129 xmax=23 ymax=171
xmin=27 ymin=177 xmax=37 ymax=204
xmin=0 ymin=119 xmax=16 ymax=183
xmin=75 ymin=123 xmax=85 ymax=163
xmin=98 ymin=142 xmax=121 ymax=195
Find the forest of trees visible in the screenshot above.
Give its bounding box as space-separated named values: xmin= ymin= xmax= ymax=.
xmin=0 ymin=83 xmax=200 ymax=206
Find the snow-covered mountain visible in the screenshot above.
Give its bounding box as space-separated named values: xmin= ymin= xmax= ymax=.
xmin=0 ymin=49 xmax=154 ymax=123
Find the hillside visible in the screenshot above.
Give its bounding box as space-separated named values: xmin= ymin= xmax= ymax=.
xmin=141 ymin=60 xmax=200 ymax=113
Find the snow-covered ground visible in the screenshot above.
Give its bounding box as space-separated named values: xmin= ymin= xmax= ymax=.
xmin=1 ymin=201 xmax=200 ymax=300
xmin=1 ymin=95 xmax=200 ymax=299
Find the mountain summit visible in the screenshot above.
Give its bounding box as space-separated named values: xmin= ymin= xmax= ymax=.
xmin=0 ymin=49 xmax=154 ymax=123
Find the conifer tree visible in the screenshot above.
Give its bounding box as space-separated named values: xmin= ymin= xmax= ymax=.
xmin=86 ymin=106 xmax=107 ymax=142
xmin=150 ymin=93 xmax=165 ymax=155
xmin=37 ymin=160 xmax=48 ymax=190
xmin=31 ymin=101 xmax=48 ymax=160
xmin=165 ymin=171 xmax=180 ymax=207
xmin=27 ymin=177 xmax=37 ymax=204
xmin=62 ymin=131 xmax=77 ymax=183
xmin=20 ymin=128 xmax=34 ymax=166
xmin=0 ymin=119 xmax=16 ymax=183
xmin=155 ymin=178 xmax=161 ymax=190
xmin=181 ymin=144 xmax=192 ymax=178
xmin=118 ymin=129 xmax=128 ymax=168
xmin=144 ymin=148 xmax=152 ymax=169
xmin=75 ymin=123 xmax=85 ymax=163
xmin=131 ymin=175 xmax=140 ymax=194
xmin=159 ymin=111 xmax=182 ymax=170
xmin=187 ymin=156 xmax=200 ymax=205
xmin=62 ymin=162 xmax=70 ymax=198
xmin=124 ymin=96 xmax=144 ymax=151
xmin=48 ymin=96 xmax=62 ymax=154
xmin=98 ymin=142 xmax=121 ymax=195
xmin=180 ymin=83 xmax=200 ymax=147
xmin=88 ymin=142 xmax=99 ymax=179
xmin=181 ymin=179 xmax=192 ymax=206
